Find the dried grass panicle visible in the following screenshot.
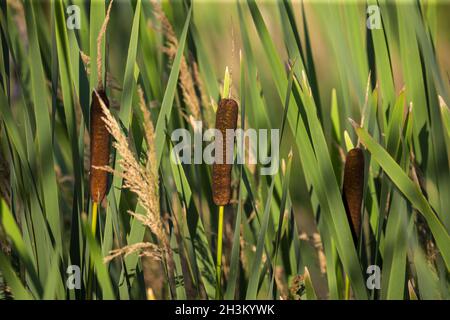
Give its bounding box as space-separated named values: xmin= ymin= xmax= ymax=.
xmin=192 ymin=61 xmax=214 ymax=126
xmin=192 ymin=62 xmax=209 ymax=109
xmin=103 ymin=242 xmax=162 ymax=263
xmin=80 ymin=51 xmax=90 ymax=66
xmin=312 ymin=233 xmax=326 ymax=274
xmin=95 ymin=93 xmax=164 ymax=242
xmin=81 ymin=51 xmax=122 ymax=91
xmin=342 ymin=147 xmax=365 ymax=243
xmin=179 ymin=57 xmax=201 ymax=120
xmin=137 ymin=86 xmax=157 ymax=175
xmin=97 ymin=92 xmax=178 ymax=296
xmin=94 ymin=93 xmax=177 ymax=283
xmin=96 ymin=0 xmax=114 ymax=90
xmin=150 ymin=0 xmax=200 ymax=120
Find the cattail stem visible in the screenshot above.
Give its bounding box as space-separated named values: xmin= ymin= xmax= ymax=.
xmin=91 ymin=201 xmax=99 ymax=236
xmin=213 ymin=68 xmax=234 ymax=300
xmin=345 ymin=275 xmax=350 ymax=300
xmin=215 ymin=205 xmax=224 ymax=299
xmin=87 ymin=202 xmax=99 ymax=299
xmin=87 ymin=89 xmax=110 ymax=299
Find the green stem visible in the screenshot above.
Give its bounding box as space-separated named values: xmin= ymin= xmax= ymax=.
xmin=87 ymin=202 xmax=98 ymax=300
xmin=345 ymin=274 xmax=350 ymax=300
xmin=215 ymin=205 xmax=224 ymax=299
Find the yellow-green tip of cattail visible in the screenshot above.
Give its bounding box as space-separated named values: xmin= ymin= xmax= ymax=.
xmin=342 ymin=147 xmax=364 ymax=243
xmin=212 ymin=98 xmax=238 ymax=206
xmin=89 ymin=89 xmax=111 ymax=203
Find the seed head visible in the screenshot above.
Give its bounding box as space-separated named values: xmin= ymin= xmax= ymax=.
xmin=90 ymin=89 xmax=111 ymax=203
xmin=212 ymin=98 xmax=238 ymax=206
xmin=342 ymin=147 xmax=364 ymax=242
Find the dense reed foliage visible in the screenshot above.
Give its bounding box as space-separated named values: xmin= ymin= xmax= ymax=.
xmin=0 ymin=0 xmax=449 ymax=300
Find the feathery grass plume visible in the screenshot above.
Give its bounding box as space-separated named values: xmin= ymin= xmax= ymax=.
xmin=342 ymin=147 xmax=365 ymax=242
xmin=94 ymin=94 xmax=163 ymax=240
xmin=138 ymin=87 xmax=157 ymax=174
xmin=192 ymin=61 xmax=214 ymax=126
xmin=150 ymin=0 xmax=200 ymax=119
xmin=96 ymin=0 xmax=114 ymax=90
xmin=89 ymin=90 xmax=110 ymax=203
xmin=192 ymin=61 xmax=210 ymax=109
xmin=80 ymin=50 xmax=122 ymax=91
xmin=212 ymin=98 xmax=238 ymax=206
xmin=80 ymin=50 xmax=90 ymax=66
xmin=104 ymin=242 xmax=162 ymax=264
xmin=95 ymin=91 xmax=177 ymax=297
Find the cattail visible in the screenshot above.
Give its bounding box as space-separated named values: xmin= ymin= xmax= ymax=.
xmin=89 ymin=0 xmax=113 ymax=204
xmin=212 ymin=98 xmax=238 ymax=206
xmin=342 ymin=147 xmax=364 ymax=243
xmin=90 ymin=89 xmax=110 ymax=203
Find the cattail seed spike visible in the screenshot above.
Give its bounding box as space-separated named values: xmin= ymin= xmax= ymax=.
xmin=342 ymin=147 xmax=365 ymax=243
xmin=212 ymin=98 xmax=238 ymax=206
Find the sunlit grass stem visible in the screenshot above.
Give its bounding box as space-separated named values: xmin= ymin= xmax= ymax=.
xmin=87 ymin=201 xmax=98 ymax=299
xmin=215 ymin=205 xmax=224 ymax=299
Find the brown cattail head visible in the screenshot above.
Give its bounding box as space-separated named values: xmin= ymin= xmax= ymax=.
xmin=342 ymin=147 xmax=364 ymax=243
xmin=90 ymin=89 xmax=111 ymax=203
xmin=212 ymin=98 xmax=238 ymax=206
